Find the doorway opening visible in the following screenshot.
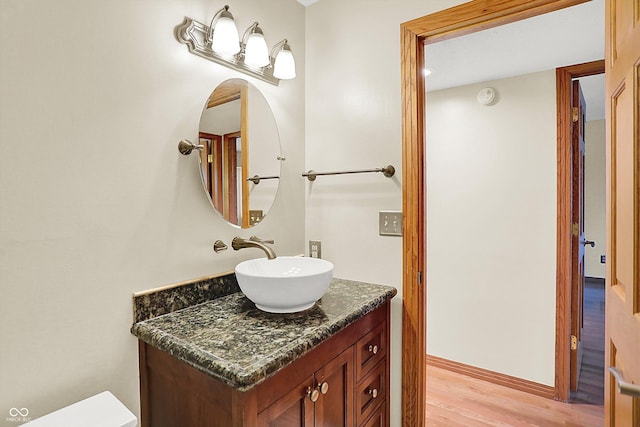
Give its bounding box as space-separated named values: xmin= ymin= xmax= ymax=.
xmin=419 ymin=14 xmax=605 ymax=410
xmin=565 ymin=70 xmax=606 ymax=406
xmin=400 ymin=2 xmax=607 ymax=425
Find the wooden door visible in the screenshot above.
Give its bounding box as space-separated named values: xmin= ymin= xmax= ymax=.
xmin=199 ymin=132 xmax=223 ymax=211
xmin=257 ymin=376 xmax=315 ymax=427
xmin=222 ymin=133 xmax=239 ymax=225
xmin=314 ymin=347 xmax=354 ymax=427
xmin=604 ymin=0 xmax=640 ymax=425
xmin=570 ymin=80 xmax=587 ymax=392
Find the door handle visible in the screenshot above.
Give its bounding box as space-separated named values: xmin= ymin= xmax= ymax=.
xmin=583 ymin=239 xmax=595 ymax=247
xmin=608 ymin=367 xmax=640 ymax=398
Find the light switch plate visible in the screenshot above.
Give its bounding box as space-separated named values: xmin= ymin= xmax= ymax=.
xmin=379 ymin=211 xmax=402 ymax=236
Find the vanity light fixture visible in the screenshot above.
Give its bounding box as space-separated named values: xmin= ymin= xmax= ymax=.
xmin=175 ymin=6 xmax=297 ymax=86
xmin=272 ymin=39 xmax=296 ymax=80
xmin=208 ymin=5 xmax=240 ymax=56
xmin=242 ymin=22 xmax=270 ymax=68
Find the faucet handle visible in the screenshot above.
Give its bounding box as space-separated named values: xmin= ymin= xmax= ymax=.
xmin=213 ymin=240 xmax=228 ymax=253
xmin=250 ymin=236 xmax=275 ymax=245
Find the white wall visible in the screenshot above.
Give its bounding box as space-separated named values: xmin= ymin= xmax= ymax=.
xmin=304 ymin=0 xmax=466 ymax=424
xmin=0 ymin=0 xmax=305 ymax=424
xmin=425 ymin=70 xmax=558 ymax=386
xmin=584 ymin=119 xmax=606 ymax=278
xmin=200 ymin=99 xmax=241 ymax=135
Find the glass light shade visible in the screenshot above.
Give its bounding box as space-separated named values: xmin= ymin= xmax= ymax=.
xmin=211 ymin=17 xmax=240 ymax=56
xmin=244 ymin=33 xmax=270 ymax=68
xmin=273 ymin=49 xmax=296 ymax=79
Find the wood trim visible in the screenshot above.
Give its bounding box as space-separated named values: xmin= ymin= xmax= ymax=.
xmin=555 ymin=59 xmax=605 ymax=402
xmin=400 ymin=21 xmax=426 ymax=427
xmin=206 ymin=78 xmax=245 ymax=109
xmin=585 ymin=276 xmax=606 ymax=285
xmin=240 ymin=83 xmax=250 ymax=228
xmin=225 ymin=132 xmax=240 ymax=225
xmin=199 ymin=131 xmax=219 ymax=197
xmin=223 ymin=132 xmax=240 ymax=225
xmin=400 ymin=2 xmax=592 ymax=425
xmin=209 ymin=134 xmax=223 ymax=211
xmin=402 ymin=0 xmax=588 ymax=45
xmin=426 ymin=355 xmax=556 ymax=400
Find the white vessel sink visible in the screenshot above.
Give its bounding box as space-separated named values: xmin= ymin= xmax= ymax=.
xmin=235 ymin=256 xmax=334 ymax=313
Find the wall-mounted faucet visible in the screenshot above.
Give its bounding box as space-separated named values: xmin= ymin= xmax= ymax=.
xmin=232 ymin=236 xmax=277 ymax=260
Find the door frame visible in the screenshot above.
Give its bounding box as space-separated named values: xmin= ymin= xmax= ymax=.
xmin=400 ymin=1 xmax=593 ymax=425
xmin=557 ymin=60 xmax=605 ymax=400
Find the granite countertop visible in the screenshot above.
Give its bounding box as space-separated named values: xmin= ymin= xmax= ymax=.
xmin=131 ymin=277 xmax=396 ymax=391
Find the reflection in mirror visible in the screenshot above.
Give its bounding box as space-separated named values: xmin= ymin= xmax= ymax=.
xmin=198 ymin=78 xmax=281 ymax=228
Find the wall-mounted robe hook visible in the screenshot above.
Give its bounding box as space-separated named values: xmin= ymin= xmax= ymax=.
xmin=178 ymin=139 xmax=204 ymax=155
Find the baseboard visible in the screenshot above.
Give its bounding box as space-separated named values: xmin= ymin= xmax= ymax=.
xmin=585 ymin=276 xmax=605 ymax=286
xmin=426 ymin=354 xmax=556 ymax=400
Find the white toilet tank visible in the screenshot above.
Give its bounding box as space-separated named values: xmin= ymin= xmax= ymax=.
xmin=21 ymin=391 xmax=137 ymax=427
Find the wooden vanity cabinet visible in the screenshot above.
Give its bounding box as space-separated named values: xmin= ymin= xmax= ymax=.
xmin=138 ymin=302 xmax=390 ymax=427
xmin=257 ymin=347 xmax=354 ymax=426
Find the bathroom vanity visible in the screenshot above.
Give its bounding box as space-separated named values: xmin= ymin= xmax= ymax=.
xmin=131 ymin=277 xmax=396 ymax=427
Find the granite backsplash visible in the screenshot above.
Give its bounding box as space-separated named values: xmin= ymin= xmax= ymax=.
xmin=132 ymin=272 xmax=240 ymax=323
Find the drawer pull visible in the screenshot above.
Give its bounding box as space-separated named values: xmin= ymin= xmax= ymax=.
xmin=368 ymin=344 xmax=379 ymax=355
xmin=307 ymin=387 xmax=320 ymax=402
xmin=367 ymin=388 xmax=378 ymax=399
xmin=319 ymin=381 xmax=329 ymax=395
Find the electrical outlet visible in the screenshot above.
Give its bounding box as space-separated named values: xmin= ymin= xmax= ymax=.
xmin=309 ymin=241 xmax=322 ymax=258
xmin=379 ymin=211 xmax=402 ymax=236
xmin=600 ymin=255 xmax=606 ymax=264
xmin=249 ymin=210 xmax=264 ymax=226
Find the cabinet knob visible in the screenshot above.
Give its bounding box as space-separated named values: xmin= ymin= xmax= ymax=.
xmin=307 ymin=387 xmax=320 ymax=402
xmin=318 ymin=381 xmax=329 ymax=395
xmin=367 ymin=388 xmax=379 ymax=399
xmin=368 ymin=344 xmax=379 ymax=355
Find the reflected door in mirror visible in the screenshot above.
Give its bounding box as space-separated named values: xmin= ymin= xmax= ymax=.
xmin=199 ymin=132 xmax=244 ymax=225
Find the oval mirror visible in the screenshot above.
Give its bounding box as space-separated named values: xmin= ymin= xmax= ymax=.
xmin=198 ymin=78 xmax=281 ymax=228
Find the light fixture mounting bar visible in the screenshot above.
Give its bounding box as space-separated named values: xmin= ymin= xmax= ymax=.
xmin=175 ymin=17 xmax=280 ymax=86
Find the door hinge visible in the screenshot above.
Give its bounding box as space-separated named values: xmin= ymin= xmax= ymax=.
xmin=207 ymin=154 xmax=213 ymax=163
xmin=571 ymin=335 xmax=577 ymax=351
xmin=572 ymin=107 xmax=579 ymax=123
xmin=572 ymin=222 xmax=579 ymax=237
xmin=417 ymin=271 xmax=422 ymax=285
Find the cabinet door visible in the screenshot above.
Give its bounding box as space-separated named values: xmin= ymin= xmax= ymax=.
xmin=313 ymin=347 xmax=354 ymax=427
xmin=257 ymin=376 xmax=315 ymax=427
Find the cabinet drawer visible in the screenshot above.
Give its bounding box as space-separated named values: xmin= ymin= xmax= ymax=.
xmin=355 ymin=361 xmax=386 ymax=426
xmin=360 ymin=404 xmax=386 ymax=427
xmin=355 ymin=323 xmax=386 ymax=380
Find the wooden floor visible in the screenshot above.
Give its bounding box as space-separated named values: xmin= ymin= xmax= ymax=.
xmin=571 ymin=279 xmax=605 ymax=405
xmin=426 ymin=366 xmax=604 ymax=426
xmin=426 ymin=279 xmax=605 ymax=426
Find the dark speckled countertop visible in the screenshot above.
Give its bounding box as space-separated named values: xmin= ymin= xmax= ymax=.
xmin=131 ymin=278 xmax=396 ymax=391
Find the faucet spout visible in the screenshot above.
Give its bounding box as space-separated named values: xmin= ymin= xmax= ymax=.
xmin=232 ymin=236 xmax=277 ymax=260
